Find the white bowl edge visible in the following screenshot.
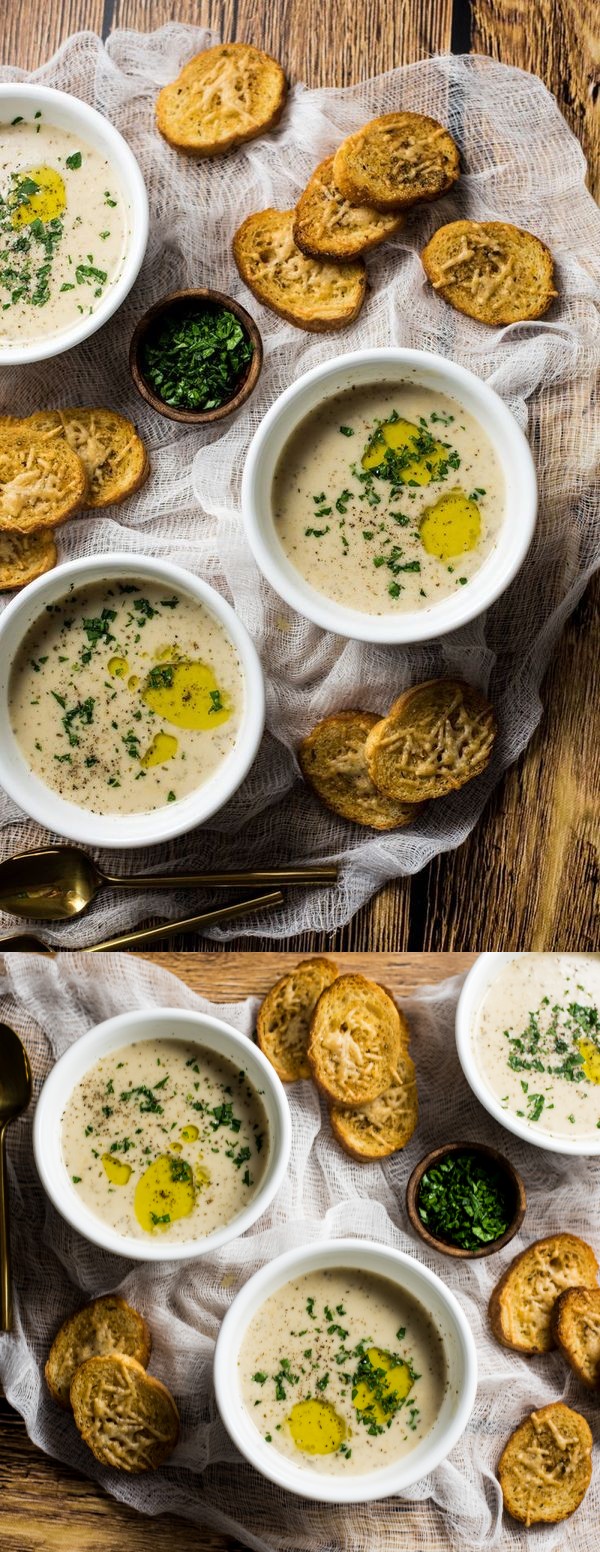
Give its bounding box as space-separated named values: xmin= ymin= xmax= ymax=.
xmin=240 ymin=347 xmax=537 ymax=646
xmin=455 ymin=952 xmax=600 ymax=1157
xmin=214 ymin=1236 xmax=478 ymax=1503
xmin=33 ymin=1007 xmax=292 ymax=1261
xmin=0 ymin=83 xmax=149 ymax=364
xmin=0 ymin=553 xmax=265 ymax=848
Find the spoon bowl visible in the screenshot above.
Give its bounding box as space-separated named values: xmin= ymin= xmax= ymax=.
xmin=0 ymin=846 xmax=339 ymax=922
xmin=0 ymin=1024 xmax=32 ymax=1329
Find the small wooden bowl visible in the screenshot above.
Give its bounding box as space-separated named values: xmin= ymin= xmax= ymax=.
xmin=129 ymin=287 xmax=263 ymax=425
xmin=406 ymin=1140 xmax=526 ymax=1260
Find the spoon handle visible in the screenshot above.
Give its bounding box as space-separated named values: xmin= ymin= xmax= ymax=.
xmin=0 ymin=1123 xmax=11 ymax=1331
xmin=102 ymin=866 xmax=339 ymax=889
xmin=83 ymin=890 xmax=284 ymax=952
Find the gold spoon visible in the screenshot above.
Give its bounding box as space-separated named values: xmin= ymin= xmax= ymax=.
xmin=0 ymin=1024 xmax=32 ymax=1330
xmin=0 ymin=890 xmax=284 ymax=955
xmin=0 ymin=846 xmax=338 ymax=923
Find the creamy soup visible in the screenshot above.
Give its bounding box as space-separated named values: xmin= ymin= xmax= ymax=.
xmin=0 ymin=112 xmax=128 ymax=343
xmin=473 ymin=954 xmax=600 ymax=1140
xmin=272 ymin=383 xmax=504 ymax=615
xmin=9 ymin=579 xmax=244 ymax=814
xmin=61 ymin=1038 xmax=269 ymax=1242
xmin=239 ymin=1268 xmax=448 ymax=1475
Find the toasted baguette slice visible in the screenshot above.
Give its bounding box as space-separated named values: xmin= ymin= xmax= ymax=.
xmin=333 ymin=112 xmax=460 ymax=212
xmin=552 ymin=1287 xmax=600 ymax=1390
xmin=293 ymin=156 xmax=404 ymax=260
xmin=45 ymin=1294 xmax=151 ymax=1410
xmin=0 ymin=527 xmax=57 ymax=589
xmin=421 ymin=219 xmax=557 ymax=325
xmin=257 ymin=957 xmax=339 ymax=1081
xmin=299 ymin=711 xmax=419 ymax=830
xmin=330 ymin=1038 xmax=417 ymax=1159
xmin=0 ymin=410 xmax=63 ymax=438
xmin=489 ymin=1234 xmax=599 ymax=1355
xmin=156 ymin=42 xmax=287 ymax=156
xmin=498 ymin=1403 xmax=593 ymax=1526
xmin=0 ymin=433 xmax=86 ymax=533
xmin=233 ymin=209 xmax=366 ymax=331
xmin=308 ymin=973 xmax=402 ymax=1107
xmin=365 ymin=679 xmax=496 ymax=802
xmin=70 ymin=1354 xmax=179 ymax=1472
xmin=58 ymin=409 xmax=149 ymax=508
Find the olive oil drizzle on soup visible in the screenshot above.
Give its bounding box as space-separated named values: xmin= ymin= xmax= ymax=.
xmin=9 ymin=580 xmax=243 ymax=814
xmin=240 ymin=1269 xmax=448 ymax=1475
xmin=0 ymin=114 xmax=128 ymax=343
xmin=272 ymin=383 xmax=504 ymax=615
xmin=61 ymin=1038 xmax=269 ymax=1243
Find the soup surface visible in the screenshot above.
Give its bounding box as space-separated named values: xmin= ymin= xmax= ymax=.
xmin=9 ymin=578 xmax=244 ymax=814
xmin=239 ymin=1268 xmax=448 ymax=1475
xmin=473 ymin=954 xmax=600 ymax=1140
xmin=272 ymin=383 xmax=504 ymax=615
xmin=61 ymin=1037 xmax=269 ymax=1242
xmin=0 ymin=112 xmax=128 ymax=343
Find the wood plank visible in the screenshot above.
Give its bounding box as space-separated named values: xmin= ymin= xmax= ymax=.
xmin=0 ymin=946 xmax=468 ymax=1551
xmin=135 ymin=948 xmax=476 ymax=993
xmin=1 ymin=1 xmax=104 ymax=69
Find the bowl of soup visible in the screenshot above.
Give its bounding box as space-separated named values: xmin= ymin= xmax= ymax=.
xmin=0 ymin=553 xmax=265 ymax=847
xmin=214 ymin=1238 xmax=477 ymax=1501
xmin=241 ymin=348 xmax=537 ymax=644
xmin=456 ymin=953 xmax=600 ymax=1156
xmin=33 ymin=1007 xmax=292 ymax=1261
xmin=0 ymin=84 xmax=148 ymax=363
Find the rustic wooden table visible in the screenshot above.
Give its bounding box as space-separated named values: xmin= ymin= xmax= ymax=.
xmin=1 ymin=0 xmax=598 ymax=956
xmin=0 ymin=948 xmax=474 ymax=1550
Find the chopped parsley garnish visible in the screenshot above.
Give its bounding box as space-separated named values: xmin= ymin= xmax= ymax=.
xmin=141 ymin=304 xmax=254 ymax=411
xmin=417 ymin=1150 xmax=513 ymax=1251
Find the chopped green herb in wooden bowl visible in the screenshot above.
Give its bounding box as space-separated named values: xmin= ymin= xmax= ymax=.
xmin=129 ymin=287 xmax=263 ymax=424
xmin=406 ymin=1141 xmax=526 ymax=1259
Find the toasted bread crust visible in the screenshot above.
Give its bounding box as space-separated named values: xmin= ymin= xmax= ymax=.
xmin=293 ymin=156 xmax=404 ymax=260
xmin=330 ymin=1035 xmax=417 ymax=1159
xmin=489 ymin=1234 xmax=599 ymax=1355
xmin=156 ymin=42 xmax=287 ymax=156
xmin=0 ymin=433 xmax=86 ymax=533
xmin=552 ymin=1287 xmax=600 ymax=1390
xmin=233 ymin=209 xmax=366 ymax=331
xmin=256 ymin=957 xmax=339 ymax=1081
xmin=45 ymin=1295 xmax=152 ymax=1410
xmin=365 ymin=679 xmax=496 ymax=802
xmin=70 ymin=1354 xmax=179 ymax=1472
xmin=0 ymin=527 xmax=57 ymax=590
xmin=333 ymin=112 xmax=460 ymax=212
xmin=498 ymin=1403 xmax=593 ymax=1526
xmin=58 ymin=408 xmax=149 ymax=509
xmin=421 ymin=219 xmax=557 ymax=325
xmin=299 ymin=711 xmax=419 ymax=830
xmin=308 ymin=973 xmax=402 ymax=1107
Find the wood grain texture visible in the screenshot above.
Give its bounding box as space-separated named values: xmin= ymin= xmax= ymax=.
xmin=135 ymin=947 xmax=475 ymax=993
xmin=0 ymin=0 xmax=597 ymax=953
xmin=0 ymin=947 xmax=470 ymax=1551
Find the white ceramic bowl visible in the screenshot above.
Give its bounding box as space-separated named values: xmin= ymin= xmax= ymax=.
xmin=214 ymin=1237 xmax=477 ymax=1503
xmin=0 ymin=84 xmax=148 ymax=364
xmin=33 ymin=1007 xmax=292 ymax=1262
xmin=241 ymin=347 xmax=537 ymax=644
xmin=456 ymin=953 xmax=600 ymax=1156
xmin=0 ymin=553 xmax=265 ymax=848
